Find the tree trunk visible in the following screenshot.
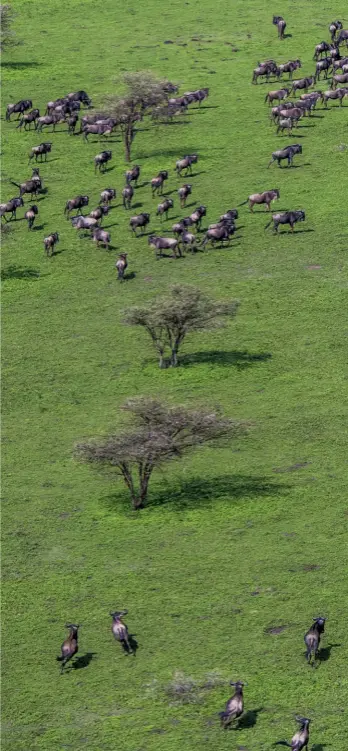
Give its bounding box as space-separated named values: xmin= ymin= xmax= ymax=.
xmin=131 ymin=494 xmax=145 ymax=510
xmin=124 ymin=132 xmax=131 ymax=162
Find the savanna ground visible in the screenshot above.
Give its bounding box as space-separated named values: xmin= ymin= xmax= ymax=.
xmin=2 ymin=0 xmax=348 ymax=749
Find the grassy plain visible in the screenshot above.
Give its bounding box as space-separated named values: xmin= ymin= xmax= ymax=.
xmin=2 ymin=0 xmax=348 ymax=749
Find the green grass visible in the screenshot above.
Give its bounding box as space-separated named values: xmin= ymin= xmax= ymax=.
xmin=2 ymin=0 xmax=348 ymax=749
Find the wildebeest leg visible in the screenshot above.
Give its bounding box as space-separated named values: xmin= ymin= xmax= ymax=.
xmin=290 ymin=223 xmax=294 ymax=233
xmin=249 ymin=201 xmax=254 ymax=213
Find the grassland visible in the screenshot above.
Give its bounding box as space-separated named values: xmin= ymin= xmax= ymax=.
xmin=2 ymin=0 xmax=348 ymax=749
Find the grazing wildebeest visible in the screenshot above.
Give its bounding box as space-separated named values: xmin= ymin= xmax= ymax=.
xmin=122 ymin=185 xmax=134 ymax=209
xmin=304 ymin=617 xmax=326 ymax=665
xmin=219 ymin=681 xmax=246 ymax=729
xmin=275 ymin=717 xmax=311 ymax=751
xmin=67 ymin=113 xmax=79 ymax=134
xmin=11 ymin=177 xmax=42 ymax=201
xmin=0 ymin=197 xmax=24 ymax=222
xmin=330 ymin=20 xmax=343 ymax=42
xmin=178 ymin=184 xmax=192 ymax=208
xmin=201 ymin=223 xmax=235 ymax=248
xmin=291 ymin=77 xmax=315 ymax=94
xmin=110 ymin=610 xmax=132 ymax=650
xmin=24 ymin=205 xmax=38 ymax=229
xmin=268 ymin=143 xmax=302 ymax=168
xmin=332 ymin=72 xmax=348 ymax=87
xmin=313 ymin=41 xmax=332 ymax=60
xmin=175 ymin=154 xmax=198 ymax=176
xmin=148 ymin=235 xmax=180 ymax=258
xmin=156 ymin=198 xmax=173 ymax=220
xmin=57 ymin=624 xmax=79 ymax=673
xmin=44 ymin=232 xmax=59 ymax=256
xmin=64 ymin=195 xmax=89 ymax=218
xmin=277 ymin=117 xmax=295 ymax=135
xmin=244 ymin=189 xmax=280 ymax=212
xmin=89 ymin=205 xmax=109 ymax=224
xmin=151 ymin=170 xmax=168 ymax=196
xmin=28 ymin=142 xmax=52 ymax=163
xmin=16 ymin=109 xmax=40 ymax=131
xmin=277 ymin=60 xmax=301 ymax=79
xmin=99 ymin=188 xmax=116 ymax=205
xmin=94 ymin=151 xmax=112 ymax=173
xmin=265 ymin=209 xmax=306 ymax=233
xmin=6 ymin=99 xmax=32 ymax=121
xmin=92 ymin=228 xmax=111 ymax=250
xmin=321 ymin=87 xmax=347 ymax=106
xmin=129 ymin=212 xmax=150 ymax=235
xmin=273 ymin=16 xmax=286 ymax=40
xmin=265 ymin=88 xmax=290 ymax=104
xmin=72 ymin=216 xmax=99 ymax=233
xmin=125 ymin=165 xmax=140 ymax=186
xmin=314 ymin=58 xmax=332 ymax=82
xmin=189 ymin=205 xmax=206 ymax=230
xmin=115 ymin=254 xmax=128 ymax=280
xmin=337 ymin=29 xmax=348 ymax=47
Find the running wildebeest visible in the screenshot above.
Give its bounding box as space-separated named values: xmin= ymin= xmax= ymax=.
xmin=277 ymin=117 xmax=295 ymax=135
xmin=89 ymin=205 xmax=109 ymax=224
xmin=268 ymin=144 xmax=302 ymax=168
xmin=321 ymin=87 xmax=348 ymax=106
xmin=44 ymin=232 xmax=59 ymax=256
xmin=178 ymin=184 xmax=192 ymax=208
xmin=337 ymin=29 xmax=348 ymax=47
xmin=122 ymin=185 xmax=134 ymax=210
xmin=115 ymin=254 xmax=128 ymax=280
xmin=189 ymin=205 xmax=206 ymax=230
xmin=0 ymin=197 xmax=24 ymax=222
xmin=28 ymin=142 xmax=52 ymax=163
xmin=25 ymin=205 xmax=38 ymax=229
xmin=201 ymin=223 xmax=235 ymax=248
xmin=265 ymin=88 xmax=290 ymax=104
xmin=11 ymin=176 xmax=42 ymax=201
xmin=291 ymin=77 xmax=315 ymax=94
xmin=92 ymin=228 xmax=111 ymax=250
xmin=219 ymin=681 xmax=246 ymax=729
xmin=125 ymin=165 xmax=140 ymax=186
xmin=172 ymin=221 xmax=186 ymax=237
xmin=129 ymin=212 xmax=150 ymax=235
xmin=110 ymin=610 xmax=133 ymax=650
xmin=332 ymin=72 xmax=348 ymax=88
xmin=330 ymin=20 xmax=342 ymax=42
xmin=72 ymin=216 xmax=99 ymax=233
xmin=273 ymin=16 xmax=286 ymax=40
xmin=148 ymin=235 xmax=181 ymax=258
xmin=220 ymin=209 xmax=238 ymax=222
xmin=277 ymin=60 xmax=301 ymax=79
xmin=179 ymin=230 xmax=198 ymax=252
xmin=314 ymin=58 xmax=332 ymax=82
xmin=64 ymin=196 xmax=89 ymax=218
xmin=275 ymin=716 xmax=311 ymax=750
xmin=99 ymin=188 xmax=116 ymax=205
xmin=45 ymin=97 xmax=68 ymax=114
xmin=175 ymin=154 xmax=198 ymax=176
xmin=57 ymin=624 xmax=79 ymax=673
xmin=6 ymin=99 xmax=32 ymax=121
xmin=16 ymin=109 xmax=40 ymax=131
xmin=265 ymin=209 xmax=305 ymax=233
xmin=156 ymin=198 xmax=173 ymax=220
xmin=304 ymin=617 xmax=326 ymax=665
xmin=151 ymin=170 xmax=169 ymax=197
xmin=94 ymin=151 xmax=112 ymax=173
xmin=243 ymin=189 xmax=280 ymax=212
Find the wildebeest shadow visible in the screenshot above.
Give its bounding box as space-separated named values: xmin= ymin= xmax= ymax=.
xmin=32 ymin=223 xmax=46 ymax=231
xmin=317 ymin=643 xmax=341 ymax=663
xmin=101 ymin=165 xmax=115 ymax=173
xmin=124 ymin=271 xmax=136 ymax=281
xmin=283 ymin=33 xmax=292 ymax=38
xmin=121 ymin=634 xmax=138 ymax=655
xmin=71 ymin=652 xmax=97 ymax=670
xmin=1 ymin=264 xmax=41 ymax=281
xmin=297 ymin=124 xmax=316 ymax=128
xmin=132 ymin=202 xmax=143 ymax=209
xmin=180 ymin=349 xmax=272 ymax=369
xmin=1 ymin=61 xmax=42 ymax=69
xmin=236 ymin=707 xmax=264 ymax=730
xmin=290 ymin=163 xmax=311 ymax=168
xmin=50 ymin=248 xmax=67 ymax=256
xmin=279 ymin=228 xmax=314 ymax=234
xmin=311 ymin=745 xmax=327 ymax=751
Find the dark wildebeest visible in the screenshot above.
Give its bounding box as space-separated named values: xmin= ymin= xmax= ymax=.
xmin=291 ymin=77 xmax=315 ymax=94
xmin=219 ymin=208 xmax=238 ymax=222
xmin=156 ymin=198 xmax=173 ymax=220
xmin=252 ymin=61 xmax=278 ymax=84
xmin=175 ymin=154 xmax=198 ymax=176
xmin=148 ymin=235 xmax=181 ymax=258
xmin=110 ymin=610 xmax=132 ymax=650
xmin=337 ymin=29 xmax=348 ymax=47
xmin=94 ymin=151 xmax=112 ymax=173
xmin=172 ymin=221 xmax=186 ymax=237
xmin=277 ymin=60 xmax=301 ymax=80
xmin=313 ymin=41 xmax=332 ymax=60
xmin=28 ymin=142 xmax=52 ymax=163
xmin=268 ymin=144 xmax=302 ymax=168
xmin=270 ymin=102 xmax=295 ymax=123
xmin=67 ymin=113 xmax=79 ymax=134
xmin=304 ymin=617 xmax=326 ymax=665
xmin=273 ymin=16 xmax=286 ymax=40
xmin=277 ymin=117 xmax=295 ymax=135
xmin=332 ymin=72 xmax=348 ymax=88
xmin=330 ymin=20 xmax=343 ymax=42
xmin=45 ymin=97 xmax=68 ymax=114
xmin=151 ymin=170 xmax=168 ymax=197
xmin=201 ymin=223 xmax=235 ymax=248
xmin=129 ymin=212 xmax=150 ymax=235
xmin=189 ymin=205 xmax=206 ymax=230
xmin=125 ymin=165 xmax=140 ymax=186
xmin=66 ymin=90 xmax=91 ymax=106
xmin=265 ymin=88 xmax=290 ymax=105
xmin=321 ymin=87 xmax=348 ymax=106
xmin=0 ymin=197 xmax=24 ymax=222
xmin=122 ymin=185 xmax=133 ymax=210
xmin=64 ymin=195 xmax=89 ymax=218
xmin=16 ymin=109 xmax=40 ymax=131
xmin=83 ymin=122 xmax=112 ymax=141
xmin=11 ymin=176 xmax=42 ymax=201
xmin=99 ymin=188 xmax=116 ymax=205
xmin=6 ymin=99 xmax=32 ymax=121
xmin=25 ymin=205 xmax=38 ymax=229
xmin=179 ymin=230 xmax=198 ymax=252
xmin=219 ymin=681 xmax=246 ymax=729
xmin=89 ymin=205 xmax=109 ymax=224
xmin=243 ymin=189 xmax=280 ymax=212
xmin=44 ymin=232 xmax=59 ymax=256
xmin=57 ymin=624 xmax=79 ymax=673
xmin=36 ymin=114 xmax=61 ymax=132
xmin=178 ymin=184 xmax=192 ymax=208
xmin=265 ymin=209 xmax=305 ymax=233
xmin=115 ymin=254 xmax=128 ymax=280
xmin=300 ymin=90 xmax=322 ymax=108
xmin=314 ymin=58 xmax=332 ymax=82
xmin=92 ymin=228 xmax=111 ymax=250
xmin=275 ymin=717 xmax=311 ymax=751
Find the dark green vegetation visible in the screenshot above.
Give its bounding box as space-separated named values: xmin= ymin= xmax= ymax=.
xmin=2 ymin=0 xmax=348 ymax=749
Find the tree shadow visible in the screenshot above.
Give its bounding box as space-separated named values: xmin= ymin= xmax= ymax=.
xmin=236 ymin=707 xmax=264 ymax=730
xmin=71 ymin=652 xmax=97 ymax=670
xmin=1 ymin=61 xmax=42 ymax=69
xmin=143 ymin=147 xmax=201 ymax=159
xmin=317 ymin=643 xmax=341 ymax=662
xmin=180 ymin=350 xmax=272 ymax=369
xmin=1 ymin=265 xmax=40 ymax=281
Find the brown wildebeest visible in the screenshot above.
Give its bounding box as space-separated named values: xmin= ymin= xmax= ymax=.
xmin=16 ymin=109 xmax=40 ymax=131
xmin=178 ymin=184 xmax=192 ymax=207
xmin=122 ymin=185 xmax=133 ymax=209
xmin=148 ymin=235 xmax=181 ymax=258
xmin=277 ymin=60 xmax=301 ymax=79
xmin=268 ymin=143 xmax=302 ymax=168
xmin=313 ymin=41 xmax=332 ymax=60
xmin=179 ymin=231 xmax=198 ymax=252
xmin=219 ymin=681 xmax=247 ymax=729
xmin=6 ymin=99 xmax=32 ymax=121
xmin=28 ymin=142 xmax=52 ymax=163
xmin=175 ymin=154 xmax=198 ymax=176
xmin=151 ymin=170 xmax=168 ymax=197
xmin=304 ymin=617 xmax=326 ymax=665
xmin=291 ymin=77 xmax=314 ymax=94
xmin=275 ymin=717 xmax=311 ymax=750
xmin=67 ymin=114 xmax=79 ymax=134
xmin=11 ymin=176 xmax=42 ymax=201
xmin=300 ymin=90 xmax=322 ymax=108
xmin=64 ymin=195 xmax=89 ymax=218
xmin=44 ymin=232 xmax=59 ymax=256
xmin=244 ymin=189 xmax=280 ymax=212
xmin=252 ymin=62 xmax=278 ymax=84
xmin=110 ymin=610 xmax=133 ymax=650
xmin=201 ymin=223 xmax=235 ymax=248
xmin=99 ymin=188 xmax=116 ymax=205
xmin=314 ymin=58 xmax=332 ymax=82
xmin=273 ymin=16 xmax=286 ymax=39
xmin=89 ymin=205 xmax=109 ymax=223
xmin=125 ymin=165 xmax=140 ymax=186
xmin=337 ymin=29 xmax=348 ymax=47
xmin=265 ymin=209 xmax=305 ymax=233
xmin=94 ymin=151 xmax=112 ymax=173
xmin=265 ymin=88 xmax=290 ymax=104
xmin=321 ymin=88 xmax=348 ymax=106
xmin=25 ymin=205 xmax=38 ymax=229
xmin=329 ymin=20 xmax=342 ymax=42
xmin=57 ymin=624 xmax=79 ymax=673
xmin=0 ymin=197 xmax=24 ymax=222
xmin=115 ymin=254 xmax=128 ymax=280
xmin=92 ymin=228 xmax=111 ymax=250
xmin=189 ymin=205 xmax=206 ymax=230
xmin=129 ymin=212 xmax=150 ymax=235
xmin=156 ymin=198 xmax=173 ymax=220
xmin=332 ymin=72 xmax=348 ymax=88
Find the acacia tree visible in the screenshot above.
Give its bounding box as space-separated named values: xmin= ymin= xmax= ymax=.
xmin=1 ymin=4 xmax=16 ymax=50
xmin=103 ymin=71 xmax=173 ymax=161
xmin=75 ymin=398 xmax=247 ymax=510
xmin=123 ymin=285 xmax=239 ymax=368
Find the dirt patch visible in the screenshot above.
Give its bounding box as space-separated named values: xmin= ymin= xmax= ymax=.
xmin=265 ymin=624 xmax=289 ymax=635
xmin=306 ymin=265 xmax=322 ymax=270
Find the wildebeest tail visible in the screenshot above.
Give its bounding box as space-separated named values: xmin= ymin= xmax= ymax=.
xmin=264 ymin=93 xmax=269 ymax=103
xmin=11 ymin=181 xmax=21 ymax=189
xmin=238 ymin=199 xmax=249 ymax=206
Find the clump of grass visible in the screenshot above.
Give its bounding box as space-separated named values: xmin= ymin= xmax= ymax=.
xmin=200 ymin=671 xmax=225 ymax=690
xmin=164 ymin=671 xmax=198 ymax=704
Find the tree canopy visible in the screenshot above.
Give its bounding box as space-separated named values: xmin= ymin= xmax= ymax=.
xmin=1 ymin=4 xmax=17 ymax=50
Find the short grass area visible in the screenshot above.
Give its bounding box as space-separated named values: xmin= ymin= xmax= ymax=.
xmin=2 ymin=0 xmax=348 ymax=749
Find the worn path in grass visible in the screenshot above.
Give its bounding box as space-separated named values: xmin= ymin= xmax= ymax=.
xmin=2 ymin=0 xmax=348 ymax=749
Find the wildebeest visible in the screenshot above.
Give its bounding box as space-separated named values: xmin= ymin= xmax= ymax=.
xmin=125 ymin=165 xmax=140 ymax=186
xmin=129 ymin=212 xmax=150 ymax=235
xmin=304 ymin=617 xmax=326 ymax=665
xmin=44 ymin=232 xmax=59 ymax=256
xmin=92 ymin=228 xmax=111 ymax=250
xmin=265 ymin=88 xmax=290 ymax=104
xmin=0 ymin=196 xmax=24 ymax=222
xmin=244 ymin=189 xmax=280 ymax=212
xmin=45 ymin=97 xmax=67 ymax=114
xmin=64 ymin=195 xmax=89 ymax=218
xmin=89 ymin=205 xmax=109 ymax=224
xmin=72 ymin=216 xmax=99 ymax=233
xmin=56 ymin=624 xmax=79 ymax=673
xmin=67 ymin=113 xmax=79 ymax=134
xmin=313 ymin=41 xmax=333 ymax=60
xmin=201 ymin=223 xmax=235 ymax=248
xmin=300 ymin=90 xmax=322 ymax=108
xmin=291 ymin=77 xmax=315 ymax=94
xmin=270 ymin=102 xmax=295 ymax=123
xmin=337 ymin=29 xmax=348 ymax=47
xmin=115 ymin=254 xmax=128 ymax=280
xmin=28 ymin=142 xmax=52 ymax=163
xmin=179 ymin=230 xmax=198 ymax=252
xmin=296 ymin=98 xmax=317 ymax=116
xmin=277 ymin=117 xmax=295 ymax=135
xmin=277 ymin=60 xmax=301 ymax=79
xmin=94 ymin=151 xmax=112 ymax=173
xmin=268 ymin=144 xmax=302 ymax=168
xmin=122 ymin=185 xmax=134 ymax=209
xmin=175 ymin=154 xmax=198 ymax=176
xmin=36 ymin=114 xmax=61 ymax=132
xmin=332 ymin=72 xmax=348 ymax=88
xmin=273 ymin=16 xmax=286 ymax=40
xmin=11 ymin=176 xmax=42 ymax=201
xmin=156 ymin=198 xmax=173 ymax=220
xmin=314 ymin=58 xmax=332 ymax=82
xmin=99 ymin=188 xmax=116 ymax=205
xmin=321 ymin=87 xmax=348 ymax=106
xmin=252 ymin=61 xmax=278 ymax=84
xmin=24 ymin=205 xmax=38 ymax=229
xmin=178 ymin=184 xmax=192 ymax=208
xmin=16 ymin=109 xmax=40 ymax=131
xmin=151 ymin=170 xmax=168 ymax=197
xmin=6 ymin=100 xmax=32 ymax=121
xmin=275 ymin=716 xmax=311 ymax=750
xmin=220 ymin=209 xmax=238 ymax=222
xmin=265 ymin=209 xmax=305 ymax=233
xmin=110 ymin=610 xmax=132 ymax=650
xmin=148 ymin=235 xmax=180 ymax=258
xmin=330 ymin=20 xmax=343 ymax=42
xmin=219 ymin=681 xmax=246 ymax=729
xmin=83 ymin=122 xmax=112 ymax=141
xmin=172 ymin=221 xmax=186 ymax=237
xmin=66 ymin=90 xmax=91 ymax=106
xmin=189 ymin=205 xmax=206 ymax=230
